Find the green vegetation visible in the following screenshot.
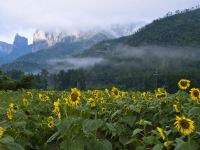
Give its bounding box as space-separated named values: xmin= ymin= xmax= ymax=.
xmin=125 ymin=8 xmax=200 ymax=46
xmin=0 ymin=70 xmax=34 ymax=90
xmin=0 ymin=81 xmax=200 ymax=149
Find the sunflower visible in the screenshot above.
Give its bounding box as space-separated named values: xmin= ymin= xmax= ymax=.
xmin=173 ymin=104 xmax=180 ymax=113
xmin=53 ymin=100 xmax=60 ymax=108
xmin=164 ymin=141 xmax=171 ymax=149
xmin=53 ymin=100 xmax=61 ymax=120
xmin=105 ymin=89 xmax=110 ymax=97
xmin=111 ymin=87 xmax=120 ymax=98
xmin=23 ymin=98 xmax=29 ymax=107
xmin=178 ymin=79 xmax=190 ymax=90
xmin=9 ymin=103 xmax=18 ymax=112
xmin=88 ymin=98 xmax=96 ymax=108
xmin=190 ymin=88 xmax=200 ymax=101
xmin=0 ymin=127 xmax=4 ymax=138
xmin=27 ymin=91 xmax=33 ymax=99
xmin=47 ymin=116 xmax=54 ymax=128
xmin=7 ymin=109 xmax=13 ymax=120
xmin=47 ymin=116 xmax=54 ymax=122
xmin=69 ymin=88 xmax=81 ymax=106
xmin=38 ymin=93 xmax=49 ymax=102
xmin=156 ymin=127 xmax=166 ymax=141
xmin=48 ymin=121 xmax=54 ymax=128
xmin=93 ymin=90 xmax=100 ymax=99
xmin=155 ymin=88 xmax=167 ymax=99
xmin=124 ymin=105 xmax=131 ymax=113
xmin=174 ymin=116 xmax=195 ymax=135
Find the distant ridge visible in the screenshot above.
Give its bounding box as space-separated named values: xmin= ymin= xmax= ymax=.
xmin=80 ymin=7 xmax=200 ymax=57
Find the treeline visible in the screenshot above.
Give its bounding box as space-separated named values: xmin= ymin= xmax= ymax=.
xmin=1 ymin=66 xmax=200 ymax=93
xmin=0 ymin=69 xmax=87 ymax=90
xmin=0 ymin=70 xmax=34 ymax=90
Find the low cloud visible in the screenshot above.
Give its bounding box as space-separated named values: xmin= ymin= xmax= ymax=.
xmin=47 ymin=57 xmax=104 ymax=72
xmin=0 ymin=0 xmax=199 ymax=43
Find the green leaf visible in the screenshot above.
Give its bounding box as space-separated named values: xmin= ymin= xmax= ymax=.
xmin=153 ymin=143 xmax=163 ymax=150
xmin=132 ymin=128 xmax=143 ymax=137
xmin=82 ymin=119 xmax=103 ymax=134
xmin=143 ymin=136 xmax=155 ymax=145
xmin=7 ymin=143 xmax=25 ymax=150
xmin=111 ymin=110 xmax=122 ymax=120
xmin=136 ymin=146 xmax=146 ymax=150
xmin=61 ymin=140 xmax=85 ymax=150
xmin=119 ymin=136 xmax=130 ymax=145
xmin=46 ymin=131 xmax=60 ymax=143
xmin=129 ymin=105 xmax=137 ymax=112
xmin=175 ymin=141 xmax=198 ymax=150
xmin=189 ymin=107 xmax=200 ymax=116
xmin=23 ymin=129 xmax=34 ymax=136
xmin=86 ymin=139 xmax=112 ymax=150
xmin=13 ymin=121 xmax=26 ymax=127
xmin=119 ymin=115 xmax=136 ymax=127
xmin=59 ymin=117 xmax=81 ymax=136
xmin=106 ymin=123 xmax=116 ymax=136
xmin=143 ymin=120 xmax=152 ymax=126
xmin=0 ymin=136 xmax=14 ymax=144
xmin=0 ymin=136 xmax=24 ymax=150
xmin=165 ymin=129 xmax=172 ymax=136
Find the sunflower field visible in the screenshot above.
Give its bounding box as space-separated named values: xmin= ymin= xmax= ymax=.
xmin=0 ymin=79 xmax=200 ymax=150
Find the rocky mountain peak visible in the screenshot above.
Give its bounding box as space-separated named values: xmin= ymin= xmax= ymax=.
xmin=32 ymin=22 xmax=146 ymax=52
xmin=13 ymin=33 xmax=28 ymax=47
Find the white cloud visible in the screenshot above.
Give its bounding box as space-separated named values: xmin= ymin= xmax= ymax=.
xmin=0 ymin=0 xmax=199 ymax=43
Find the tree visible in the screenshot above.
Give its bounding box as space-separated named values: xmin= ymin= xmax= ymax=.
xmin=40 ymin=69 xmax=49 ymax=90
xmin=17 ymin=75 xmax=34 ymax=89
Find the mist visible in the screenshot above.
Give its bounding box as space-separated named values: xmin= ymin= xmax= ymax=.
xmin=43 ymin=45 xmax=200 ymax=73
xmin=46 ymin=57 xmax=105 ymax=72
xmin=113 ymin=45 xmax=200 ymax=60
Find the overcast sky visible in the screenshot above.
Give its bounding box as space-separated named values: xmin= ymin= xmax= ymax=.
xmin=0 ymin=0 xmax=199 ymax=44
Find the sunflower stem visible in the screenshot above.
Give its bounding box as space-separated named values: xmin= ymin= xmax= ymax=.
xmin=188 ymin=135 xmax=191 ymax=143
xmin=95 ymin=111 xmax=97 ymax=120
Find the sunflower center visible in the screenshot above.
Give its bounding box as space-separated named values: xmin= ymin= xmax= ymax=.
xmin=180 ymin=81 xmax=187 ymax=87
xmin=13 ymin=106 xmax=18 ymax=111
xmin=180 ymin=119 xmax=190 ymax=129
xmin=193 ymin=90 xmax=199 ymax=98
xmin=113 ymin=89 xmax=119 ymax=95
xmin=71 ymin=92 xmax=78 ymax=101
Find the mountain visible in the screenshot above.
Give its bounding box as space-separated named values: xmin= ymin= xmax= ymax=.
xmin=2 ymin=23 xmax=144 ymax=72
xmin=12 ymin=34 xmax=31 ymax=56
xmin=2 ymin=7 xmax=200 ymax=91
xmin=1 ymin=32 xmax=113 ymax=73
xmin=0 ymin=41 xmax=12 ymax=57
xmin=32 ymin=30 xmax=67 ymax=52
xmin=3 ymin=7 xmax=200 ymax=72
xmin=2 ymin=8 xmax=200 ymax=91
xmin=73 ymin=8 xmax=200 ymax=90
xmin=80 ymin=8 xmax=200 ymax=57
xmin=0 ymin=34 xmax=32 ymax=64
xmin=32 ymin=22 xmax=145 ymax=52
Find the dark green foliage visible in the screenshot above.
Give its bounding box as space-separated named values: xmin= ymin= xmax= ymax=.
xmin=0 ymin=70 xmax=34 ymax=90
xmin=16 ymin=75 xmax=35 ymax=89
xmin=124 ymin=8 xmax=200 ymax=46
xmin=49 ymin=69 xmax=87 ymax=90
